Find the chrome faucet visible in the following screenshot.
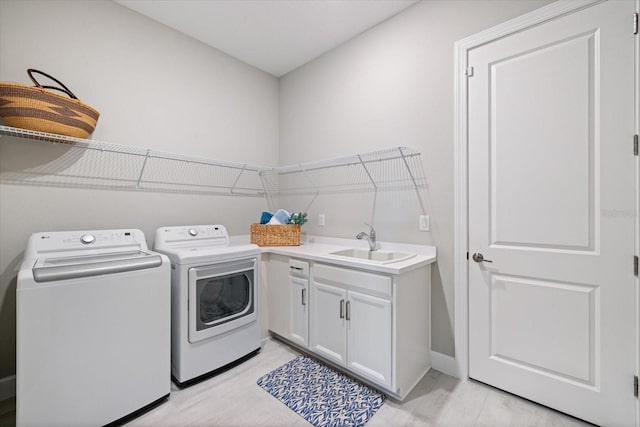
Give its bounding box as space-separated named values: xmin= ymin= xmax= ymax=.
xmin=356 ymin=223 xmax=377 ymax=251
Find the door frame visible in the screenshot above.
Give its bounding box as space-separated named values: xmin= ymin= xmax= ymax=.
xmin=453 ymin=2 xmax=639 ymax=418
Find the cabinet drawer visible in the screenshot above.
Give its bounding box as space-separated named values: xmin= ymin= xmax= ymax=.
xmin=289 ymin=258 xmax=309 ymax=278
xmin=313 ymin=263 xmax=391 ymax=298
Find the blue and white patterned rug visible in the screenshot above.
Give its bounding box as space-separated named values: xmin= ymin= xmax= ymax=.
xmin=257 ymin=356 xmax=386 ymax=427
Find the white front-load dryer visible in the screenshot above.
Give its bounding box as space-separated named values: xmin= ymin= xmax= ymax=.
xmin=154 ymin=225 xmax=261 ymax=387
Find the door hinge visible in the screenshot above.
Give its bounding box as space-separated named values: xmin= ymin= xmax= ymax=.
xmin=634 ymin=135 xmax=638 ymax=156
xmin=634 ymin=375 xmax=638 ymax=397
xmin=634 ymin=256 xmax=639 ymax=276
xmin=466 ymin=66 xmax=474 ymax=77
xmin=634 ymin=12 xmax=638 ymax=35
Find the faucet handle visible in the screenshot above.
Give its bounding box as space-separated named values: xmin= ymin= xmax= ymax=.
xmin=364 ymin=222 xmax=376 ymax=241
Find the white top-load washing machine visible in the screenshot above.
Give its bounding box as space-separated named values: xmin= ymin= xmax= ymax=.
xmin=16 ymin=229 xmax=170 ymax=427
xmin=153 ymin=225 xmax=261 ymax=387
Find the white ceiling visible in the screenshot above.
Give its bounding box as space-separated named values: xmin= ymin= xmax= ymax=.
xmin=115 ymin=0 xmax=419 ymax=77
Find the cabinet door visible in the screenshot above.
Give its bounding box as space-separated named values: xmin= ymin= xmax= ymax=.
xmin=310 ymin=281 xmax=347 ymax=366
xmin=347 ymin=290 xmax=392 ymax=387
xmin=266 ymin=255 xmax=290 ymax=337
xmin=289 ymin=276 xmax=308 ymax=347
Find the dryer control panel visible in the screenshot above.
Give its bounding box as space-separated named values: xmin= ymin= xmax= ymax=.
xmin=154 ymin=225 xmax=230 ymax=249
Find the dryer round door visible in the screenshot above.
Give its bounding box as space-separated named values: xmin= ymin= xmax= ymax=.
xmin=187 ymin=258 xmax=258 ymax=343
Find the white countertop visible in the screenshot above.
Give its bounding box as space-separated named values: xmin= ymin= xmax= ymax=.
xmin=233 ymin=234 xmax=437 ymax=275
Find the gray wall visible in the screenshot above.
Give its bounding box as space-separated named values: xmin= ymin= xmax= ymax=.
xmin=0 ymin=0 xmax=279 ymax=379
xmin=0 ymin=0 xmax=553 ymax=381
xmin=279 ymin=0 xmax=552 ymax=357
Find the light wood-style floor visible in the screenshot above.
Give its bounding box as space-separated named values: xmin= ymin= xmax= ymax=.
xmin=131 ymin=338 xmax=591 ymax=427
xmin=0 ymin=338 xmax=592 ymax=426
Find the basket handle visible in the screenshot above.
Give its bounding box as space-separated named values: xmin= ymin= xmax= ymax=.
xmin=27 ymin=69 xmax=78 ymax=99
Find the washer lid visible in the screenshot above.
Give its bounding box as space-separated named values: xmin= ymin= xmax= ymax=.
xmin=32 ymin=250 xmax=163 ymax=283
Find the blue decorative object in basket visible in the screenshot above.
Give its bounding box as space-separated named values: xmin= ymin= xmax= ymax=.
xmin=257 ymin=356 xmax=386 ymax=427
xmin=260 ymin=211 xmax=273 ymax=224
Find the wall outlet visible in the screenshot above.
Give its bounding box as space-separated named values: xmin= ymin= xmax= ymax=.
xmin=419 ymin=215 xmax=430 ymax=231
xmin=318 ymin=214 xmax=326 ymax=227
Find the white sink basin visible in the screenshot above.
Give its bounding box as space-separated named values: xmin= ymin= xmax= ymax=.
xmin=329 ymin=248 xmax=416 ymax=264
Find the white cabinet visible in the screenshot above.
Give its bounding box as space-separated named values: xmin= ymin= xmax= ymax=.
xmin=309 ymin=281 xmax=347 ymax=364
xmin=266 ymin=254 xmax=431 ymax=400
xmin=267 ymin=255 xmax=310 ymax=348
xmin=288 ymin=259 xmax=309 ymax=347
xmin=310 ymin=263 xmax=393 ymax=388
xmin=347 ymin=291 xmax=392 ymax=386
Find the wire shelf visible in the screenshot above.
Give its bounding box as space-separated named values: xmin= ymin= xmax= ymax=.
xmin=277 ymin=146 xmax=426 ymax=194
xmin=0 ymin=125 xmax=270 ymax=197
xmin=0 ymin=126 xmax=427 ymax=211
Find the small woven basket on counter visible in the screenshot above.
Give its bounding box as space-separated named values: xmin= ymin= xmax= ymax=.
xmin=0 ymin=69 xmax=99 ymax=139
xmin=250 ymin=224 xmax=300 ymax=246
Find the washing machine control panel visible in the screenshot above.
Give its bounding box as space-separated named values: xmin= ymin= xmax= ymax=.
xmin=25 ymin=229 xmax=150 ymax=256
xmin=80 ymin=234 xmax=96 ymax=245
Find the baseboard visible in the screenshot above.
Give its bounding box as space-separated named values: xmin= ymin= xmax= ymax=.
xmin=0 ymin=375 xmax=15 ymax=401
xmin=430 ymin=351 xmax=456 ymax=377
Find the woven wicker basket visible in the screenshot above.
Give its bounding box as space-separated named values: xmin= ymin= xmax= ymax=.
xmin=250 ymin=224 xmax=300 ymax=246
xmin=0 ymin=69 xmax=99 ymax=138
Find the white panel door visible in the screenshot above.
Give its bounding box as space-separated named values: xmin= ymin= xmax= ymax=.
xmin=309 ymin=281 xmax=347 ymax=365
xmin=346 ymin=291 xmax=392 ymax=388
xmin=289 ymin=276 xmax=308 ymax=347
xmin=467 ymin=1 xmax=636 ymax=425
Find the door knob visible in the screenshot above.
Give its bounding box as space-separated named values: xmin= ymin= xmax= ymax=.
xmin=472 ymin=252 xmax=493 ymax=263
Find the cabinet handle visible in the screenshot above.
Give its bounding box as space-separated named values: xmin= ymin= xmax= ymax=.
xmin=301 ymin=288 xmax=306 ymax=306
xmin=290 ymin=266 xmax=303 ymax=271
xmin=339 ymin=299 xmax=345 ymax=319
xmin=346 ymin=300 xmax=351 ymax=320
